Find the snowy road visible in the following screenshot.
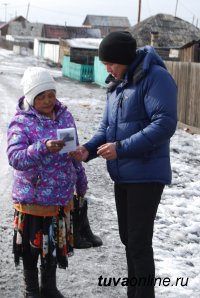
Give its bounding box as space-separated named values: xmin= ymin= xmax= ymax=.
xmin=0 ymin=49 xmax=199 ymax=298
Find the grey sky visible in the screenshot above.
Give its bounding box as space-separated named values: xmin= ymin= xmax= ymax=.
xmin=0 ymin=0 xmax=199 ymax=27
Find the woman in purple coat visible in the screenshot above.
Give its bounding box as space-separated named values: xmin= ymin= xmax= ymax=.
xmin=7 ymin=66 xmax=88 ymax=298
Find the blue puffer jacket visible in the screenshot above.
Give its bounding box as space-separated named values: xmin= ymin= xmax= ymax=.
xmin=85 ymin=46 xmax=177 ymax=184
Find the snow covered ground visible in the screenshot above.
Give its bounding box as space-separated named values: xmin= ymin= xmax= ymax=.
xmin=0 ymin=49 xmax=199 ymax=298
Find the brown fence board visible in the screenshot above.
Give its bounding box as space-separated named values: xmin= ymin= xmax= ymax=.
xmin=165 ymin=61 xmax=200 ymax=128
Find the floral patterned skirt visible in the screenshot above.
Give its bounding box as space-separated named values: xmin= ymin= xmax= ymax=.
xmin=13 ymin=207 xmax=74 ymax=269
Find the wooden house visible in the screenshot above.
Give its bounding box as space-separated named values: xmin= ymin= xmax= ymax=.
xmin=0 ymin=16 xmax=43 ymax=52
xmin=128 ymin=14 xmax=200 ymax=61
xmin=60 ymin=38 xmax=101 ymax=65
xmin=39 ymin=24 xmax=101 ymax=64
xmin=179 ymin=40 xmax=200 ymax=62
xmin=62 ymin=38 xmax=102 ymax=82
xmin=0 ymin=16 xmax=42 ymax=38
xmin=82 ymin=15 xmax=131 ymax=37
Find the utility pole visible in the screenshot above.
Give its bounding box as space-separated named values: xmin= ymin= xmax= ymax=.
xmin=192 ymin=15 xmax=195 ymax=24
xmin=26 ymin=3 xmax=30 ymax=20
xmin=2 ymin=3 xmax=8 ymax=22
xmin=175 ymin=0 xmax=178 ymax=17
xmin=138 ymin=0 xmax=142 ymax=23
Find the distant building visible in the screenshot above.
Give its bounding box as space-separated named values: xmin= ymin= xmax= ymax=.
xmin=128 ymin=14 xmax=200 ymax=61
xmin=82 ymin=14 xmax=131 ymax=37
xmin=34 ymin=37 xmax=60 ymax=65
xmin=0 ymin=16 xmax=42 ymax=37
xmin=0 ymin=16 xmax=101 ymax=59
xmin=60 ymin=38 xmax=102 ymax=65
xmin=179 ymin=40 xmax=200 ymax=62
xmin=41 ymin=24 xmax=101 ymax=39
xmin=0 ymin=16 xmax=43 ymax=52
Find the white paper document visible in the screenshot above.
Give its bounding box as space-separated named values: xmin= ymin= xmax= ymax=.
xmin=57 ymin=127 xmax=76 ymax=154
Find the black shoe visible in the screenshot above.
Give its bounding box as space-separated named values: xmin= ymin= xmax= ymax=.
xmin=72 ymin=196 xmax=103 ymax=248
xmin=41 ymin=288 xmax=65 ymax=298
xmin=40 ymin=288 xmax=65 ymax=298
xmin=81 ymin=220 xmax=103 ymax=247
xmin=74 ymin=232 xmax=92 ymax=249
xmin=83 ymin=231 xmax=103 ymax=247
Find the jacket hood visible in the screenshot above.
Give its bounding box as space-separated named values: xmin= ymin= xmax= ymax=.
xmin=127 ymin=46 xmax=167 ymax=84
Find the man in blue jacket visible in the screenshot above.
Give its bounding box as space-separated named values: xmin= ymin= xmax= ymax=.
xmin=71 ymin=31 xmax=177 ymax=298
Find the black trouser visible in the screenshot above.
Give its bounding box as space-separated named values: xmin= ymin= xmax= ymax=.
xmin=22 ymin=251 xmax=39 ymax=270
xmin=114 ymin=183 xmax=164 ymax=298
xmin=22 ymin=250 xmax=57 ymax=270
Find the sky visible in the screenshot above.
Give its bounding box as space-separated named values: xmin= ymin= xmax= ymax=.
xmin=0 ymin=0 xmax=200 ymax=28
xmin=0 ymin=48 xmax=200 ymax=298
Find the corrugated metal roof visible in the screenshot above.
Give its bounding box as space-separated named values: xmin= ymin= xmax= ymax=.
xmin=83 ymin=15 xmax=131 ymax=27
xmin=128 ymin=14 xmax=200 ymax=48
xmin=65 ymin=38 xmax=102 ymax=49
xmin=42 ymin=24 xmax=101 ymax=39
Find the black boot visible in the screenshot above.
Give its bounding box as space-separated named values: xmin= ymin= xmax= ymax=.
xmin=73 ymin=195 xmax=103 ymax=248
xmin=72 ymin=195 xmax=92 ymax=249
xmin=23 ymin=268 xmax=40 ymax=298
xmin=40 ymin=265 xmax=65 ymax=298
xmin=81 ymin=216 xmax=103 ymax=247
xmin=73 ymin=231 xmax=92 ymax=249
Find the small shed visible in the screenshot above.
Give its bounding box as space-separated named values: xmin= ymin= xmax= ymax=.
xmin=62 ymin=39 xmax=102 ymax=82
xmin=60 ymin=38 xmax=102 ymax=65
xmin=34 ymin=37 xmax=60 ymax=65
xmin=82 ymin=15 xmax=131 ymax=37
xmin=179 ymin=40 xmax=200 ymax=62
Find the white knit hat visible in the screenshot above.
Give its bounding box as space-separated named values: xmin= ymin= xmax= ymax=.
xmin=21 ymin=67 xmax=56 ymax=110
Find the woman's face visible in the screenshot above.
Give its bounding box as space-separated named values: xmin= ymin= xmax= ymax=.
xmin=102 ymin=62 xmax=128 ymax=80
xmin=34 ymin=90 xmax=56 ymax=117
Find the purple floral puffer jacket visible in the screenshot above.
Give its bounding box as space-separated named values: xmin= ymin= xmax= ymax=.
xmin=7 ymin=97 xmax=88 ymax=206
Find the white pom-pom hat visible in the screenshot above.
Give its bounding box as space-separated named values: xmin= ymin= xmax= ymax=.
xmin=21 ymin=67 xmax=56 ymax=110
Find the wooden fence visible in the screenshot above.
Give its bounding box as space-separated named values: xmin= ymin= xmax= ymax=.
xmin=165 ymin=61 xmax=200 ymax=129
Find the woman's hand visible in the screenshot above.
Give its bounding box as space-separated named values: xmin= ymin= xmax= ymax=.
xmin=46 ymin=140 xmax=65 ymax=153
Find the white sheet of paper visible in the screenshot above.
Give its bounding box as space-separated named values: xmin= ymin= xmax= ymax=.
xmin=57 ymin=127 xmax=76 ymax=154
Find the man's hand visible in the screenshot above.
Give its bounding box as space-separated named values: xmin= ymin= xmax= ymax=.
xmin=97 ymin=143 xmax=117 ymax=160
xmin=69 ymin=146 xmax=89 ymax=161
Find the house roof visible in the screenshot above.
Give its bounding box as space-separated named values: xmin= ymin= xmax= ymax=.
xmin=0 ymin=16 xmax=27 ymax=29
xmin=0 ymin=21 xmax=6 ymax=28
xmin=179 ymin=39 xmax=200 ymax=49
xmin=0 ymin=15 xmax=43 ymax=37
xmin=65 ymin=38 xmax=102 ymax=49
xmin=83 ymin=15 xmax=131 ymax=27
xmin=42 ymin=24 xmax=101 ymax=39
xmin=128 ymin=14 xmax=200 ymax=48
